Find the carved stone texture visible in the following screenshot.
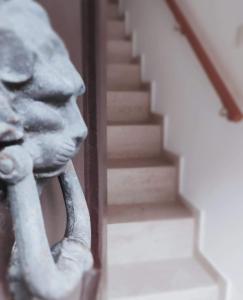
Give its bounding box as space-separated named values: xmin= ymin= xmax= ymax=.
xmin=0 ymin=0 xmax=93 ymax=299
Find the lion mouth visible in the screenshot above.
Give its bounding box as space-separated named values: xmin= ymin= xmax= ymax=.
xmin=53 ymin=140 xmax=77 ymax=166
xmin=32 ymin=138 xmax=78 ymax=179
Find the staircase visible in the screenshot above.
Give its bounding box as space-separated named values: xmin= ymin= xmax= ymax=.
xmin=106 ymin=1 xmax=220 ymax=299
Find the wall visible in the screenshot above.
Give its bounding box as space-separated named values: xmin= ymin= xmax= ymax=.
xmin=120 ymin=1 xmax=243 ymax=299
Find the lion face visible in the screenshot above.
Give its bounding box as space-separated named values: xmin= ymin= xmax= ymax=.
xmin=0 ymin=0 xmax=87 ymax=177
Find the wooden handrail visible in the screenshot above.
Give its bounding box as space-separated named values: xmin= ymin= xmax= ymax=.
xmin=166 ymin=0 xmax=243 ymax=122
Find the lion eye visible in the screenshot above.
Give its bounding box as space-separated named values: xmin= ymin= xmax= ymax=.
xmin=0 ymin=29 xmax=34 ymax=85
xmin=3 ymin=80 xmax=31 ymax=93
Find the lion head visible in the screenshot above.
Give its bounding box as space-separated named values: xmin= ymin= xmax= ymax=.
xmin=0 ymin=0 xmax=87 ymax=178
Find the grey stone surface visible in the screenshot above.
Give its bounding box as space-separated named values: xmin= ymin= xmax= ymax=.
xmin=0 ymin=0 xmax=92 ymax=299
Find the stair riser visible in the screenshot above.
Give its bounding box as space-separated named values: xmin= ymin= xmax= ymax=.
xmin=107 ymin=65 xmax=141 ymax=90
xmin=107 ymin=41 xmax=133 ymax=63
xmin=107 ymin=125 xmax=162 ymax=159
xmin=108 ymin=218 xmax=194 ymax=265
xmin=107 ymin=92 xmax=150 ymax=124
xmin=108 ymin=21 xmax=126 ymax=39
xmin=108 ymin=166 xmax=177 ymax=205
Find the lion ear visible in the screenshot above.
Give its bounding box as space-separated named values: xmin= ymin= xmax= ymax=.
xmin=0 ymin=29 xmax=34 ymax=84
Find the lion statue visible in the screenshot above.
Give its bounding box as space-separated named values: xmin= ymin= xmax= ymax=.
xmin=0 ymin=1 xmax=93 ymax=299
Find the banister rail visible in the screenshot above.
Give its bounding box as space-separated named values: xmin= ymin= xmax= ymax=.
xmin=166 ymin=0 xmax=243 ymax=122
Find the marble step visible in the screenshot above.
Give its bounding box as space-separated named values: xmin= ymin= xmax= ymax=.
xmin=108 ymin=257 xmax=219 ymax=300
xmin=107 ymin=20 xmax=126 ymax=40
xmin=107 ymin=63 xmax=141 ymax=90
xmin=107 ymin=123 xmax=162 ymax=159
xmin=107 ymin=40 xmax=133 ymax=63
xmin=107 ymin=158 xmax=177 ymax=205
xmin=107 ymin=3 xmax=120 ymax=19
xmin=108 ymin=202 xmax=194 ymax=265
xmin=107 ymin=91 xmax=150 ymax=124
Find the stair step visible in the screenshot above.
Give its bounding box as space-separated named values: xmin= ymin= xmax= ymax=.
xmin=107 ymin=158 xmax=177 ymax=205
xmin=107 ymin=64 xmax=141 ymax=90
xmin=108 ymin=20 xmax=126 ymax=39
xmin=108 ymin=202 xmax=194 ymax=265
xmin=107 ymin=40 xmax=133 ymax=63
xmin=108 ymin=258 xmax=219 ymax=300
xmin=107 ymin=3 xmax=120 ymax=19
xmin=107 ymin=124 xmax=162 ymax=159
xmin=107 ymin=91 xmax=150 ymax=124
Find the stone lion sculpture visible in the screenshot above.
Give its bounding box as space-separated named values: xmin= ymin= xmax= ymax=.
xmin=0 ymin=0 xmax=93 ymax=299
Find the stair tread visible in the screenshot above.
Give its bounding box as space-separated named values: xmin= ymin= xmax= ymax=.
xmin=107 ymin=120 xmax=154 ymax=126
xmin=108 ymin=257 xmax=218 ymax=299
xmin=108 ymin=157 xmax=173 ymax=169
xmin=107 ymin=39 xmax=132 ymax=45
xmin=107 ymin=62 xmax=140 ymax=67
xmin=107 ymin=82 xmax=150 ymax=92
xmin=108 ymin=19 xmax=124 ymax=25
xmin=107 ymin=90 xmax=149 ymax=95
xmin=107 ymin=121 xmax=159 ymax=127
xmin=108 ymin=202 xmax=192 ymax=224
xmin=108 ymin=37 xmax=132 ymax=42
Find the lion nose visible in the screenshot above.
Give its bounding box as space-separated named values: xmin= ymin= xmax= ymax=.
xmin=74 ymin=136 xmax=83 ymax=147
xmin=72 ymin=124 xmax=88 ymax=148
xmin=76 ymin=80 xmax=86 ymax=96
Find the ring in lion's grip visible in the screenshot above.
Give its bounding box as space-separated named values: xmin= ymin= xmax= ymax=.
xmin=0 ymin=146 xmax=33 ymax=184
xmin=0 ymin=156 xmax=14 ymax=174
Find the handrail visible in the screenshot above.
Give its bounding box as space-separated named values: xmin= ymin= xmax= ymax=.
xmin=166 ymin=0 xmax=243 ymax=122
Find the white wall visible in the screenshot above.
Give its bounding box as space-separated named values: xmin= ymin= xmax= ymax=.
xmin=120 ymin=1 xmax=243 ymax=300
